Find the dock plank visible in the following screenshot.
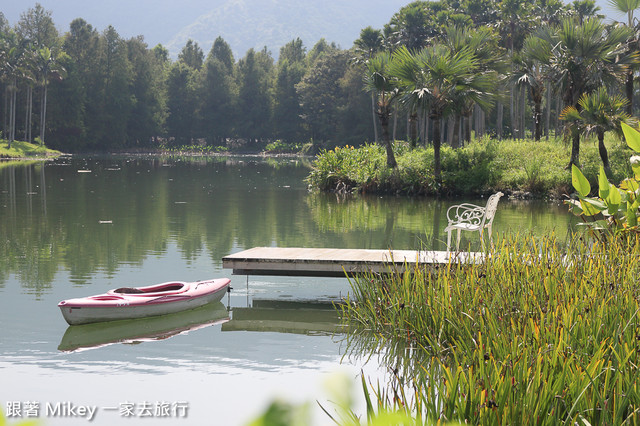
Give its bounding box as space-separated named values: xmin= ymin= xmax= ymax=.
xmin=222 ymin=247 xmax=483 ymax=277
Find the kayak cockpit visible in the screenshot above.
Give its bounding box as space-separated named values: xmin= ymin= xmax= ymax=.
xmin=109 ymin=282 xmax=189 ymax=296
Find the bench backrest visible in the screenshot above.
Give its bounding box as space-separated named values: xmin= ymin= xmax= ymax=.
xmin=483 ymin=192 xmax=504 ymax=227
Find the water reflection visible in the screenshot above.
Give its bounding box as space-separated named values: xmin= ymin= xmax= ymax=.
xmin=222 ymin=299 xmax=345 ymax=335
xmin=341 ymin=327 xmax=430 ymax=381
xmin=58 ymin=301 xmax=230 ymax=352
xmin=306 ymin=192 xmax=575 ymax=250
xmin=0 ymin=156 xmax=576 ymax=294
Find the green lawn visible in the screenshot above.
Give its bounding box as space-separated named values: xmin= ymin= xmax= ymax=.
xmin=0 ymin=140 xmax=62 ymax=159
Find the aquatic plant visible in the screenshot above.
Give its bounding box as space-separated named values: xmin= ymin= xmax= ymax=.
xmin=568 ymin=122 xmax=640 ymax=237
xmin=341 ymin=234 xmax=640 ymax=424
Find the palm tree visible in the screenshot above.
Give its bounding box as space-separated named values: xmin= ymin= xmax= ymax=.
xmin=571 ymin=0 xmax=604 ymax=23
xmin=513 ymin=35 xmax=550 ymax=141
xmin=35 ymin=45 xmax=66 ymax=145
xmin=529 ymin=18 xmax=635 ymax=167
xmin=444 ymin=25 xmax=502 ymax=146
xmin=363 ymin=51 xmax=399 ymax=168
xmin=353 ymin=27 xmax=384 ymax=142
xmin=608 ymin=0 xmax=640 ymax=114
xmin=391 ymin=45 xmax=494 ymax=187
xmin=560 ymin=88 xmax=636 ymax=176
xmin=0 ymin=31 xmax=29 ymax=148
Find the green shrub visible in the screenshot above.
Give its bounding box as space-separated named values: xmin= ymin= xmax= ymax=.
xmin=264 ymin=140 xmax=303 ymax=154
xmin=308 ymin=135 xmax=631 ymax=197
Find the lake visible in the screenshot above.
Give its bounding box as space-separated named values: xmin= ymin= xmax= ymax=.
xmin=0 ymin=155 xmax=575 ymax=425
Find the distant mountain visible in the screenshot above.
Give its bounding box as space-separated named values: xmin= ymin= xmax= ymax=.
xmin=164 ymin=0 xmax=410 ymax=58
xmin=2 ymin=0 xmax=625 ymax=59
xmin=3 ymin=0 xmax=409 ymax=58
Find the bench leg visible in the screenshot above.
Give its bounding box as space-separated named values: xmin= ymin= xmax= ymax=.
xmin=447 ymin=229 xmax=452 ymax=251
xmin=456 ymin=229 xmax=462 ymax=250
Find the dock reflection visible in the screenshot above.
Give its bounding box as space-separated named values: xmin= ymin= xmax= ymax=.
xmin=223 ymin=299 xmax=346 ymax=335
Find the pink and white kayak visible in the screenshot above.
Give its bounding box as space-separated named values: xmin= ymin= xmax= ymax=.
xmin=58 ymin=278 xmax=231 ymax=325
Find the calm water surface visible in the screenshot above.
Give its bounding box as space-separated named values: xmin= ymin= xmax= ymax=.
xmin=0 ymin=156 xmax=575 ymax=425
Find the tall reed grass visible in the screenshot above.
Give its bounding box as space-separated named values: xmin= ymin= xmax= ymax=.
xmin=341 ymin=234 xmax=640 ymax=424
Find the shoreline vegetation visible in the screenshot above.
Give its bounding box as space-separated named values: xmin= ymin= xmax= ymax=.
xmin=5 ymin=132 xmax=634 ymax=199
xmin=0 ymin=140 xmax=61 ymax=159
xmin=339 ymin=234 xmax=640 ymax=425
xmin=306 ymin=135 xmax=633 ymax=198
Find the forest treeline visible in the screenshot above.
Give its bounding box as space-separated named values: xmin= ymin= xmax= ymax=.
xmin=0 ymin=0 xmax=637 ymax=154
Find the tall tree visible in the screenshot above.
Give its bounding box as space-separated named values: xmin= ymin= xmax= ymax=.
xmin=354 ymin=27 xmax=384 ymax=142
xmin=530 ymin=18 xmax=635 ymax=167
xmin=197 ymin=40 xmax=236 ymax=145
xmin=571 ymin=0 xmax=604 ymax=22
xmin=210 ymin=36 xmax=234 ymax=72
xmin=384 ymin=1 xmax=439 ymax=51
xmin=34 ymin=45 xmax=66 ymax=145
xmin=279 ymin=37 xmax=306 ymax=64
xmin=0 ymin=30 xmax=28 ymax=147
xmin=513 ymin=34 xmax=549 ymax=141
xmin=560 ymin=88 xmax=635 ymax=175
xmin=391 ymin=44 xmax=494 ymax=187
xmin=296 ymin=49 xmax=351 ymax=146
xmin=96 ymin=26 xmax=133 ymax=148
xmin=444 ymin=25 xmax=501 ymax=146
xmin=17 ymin=3 xmax=61 ymax=145
xmin=235 ymin=47 xmax=274 ymax=145
xmin=126 ymin=36 xmax=164 ymax=146
xmin=363 ymin=51 xmax=399 ymax=168
xmin=178 ymin=39 xmax=203 ymax=70
xmin=608 ymin=0 xmax=640 ymax=114
xmin=16 ymin=4 xmax=58 ymax=48
xmin=273 ymin=39 xmax=306 ymax=143
xmin=166 ymin=61 xmax=196 ymax=145
xmin=306 ymin=38 xmax=338 ymax=66
xmin=57 ymin=18 xmax=99 ymax=150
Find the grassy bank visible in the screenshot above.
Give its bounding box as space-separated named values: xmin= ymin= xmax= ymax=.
xmin=341 ymin=234 xmax=640 ymax=424
xmin=307 ymin=136 xmax=632 ymax=197
xmin=0 ymin=139 xmax=62 ymax=159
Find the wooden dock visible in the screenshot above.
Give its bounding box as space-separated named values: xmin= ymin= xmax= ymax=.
xmin=222 ymin=247 xmax=483 ymax=277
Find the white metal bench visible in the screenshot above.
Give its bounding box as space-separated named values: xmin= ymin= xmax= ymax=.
xmin=445 ymin=192 xmax=504 ymax=251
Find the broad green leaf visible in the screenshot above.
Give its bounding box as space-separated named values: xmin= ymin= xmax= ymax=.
xmin=572 ymin=164 xmax=590 ymax=197
xmin=622 ymin=122 xmax=640 ymax=152
xmin=604 ymin=185 xmax=621 ymax=216
xmin=607 ymin=185 xmax=622 ymax=205
xmin=579 ymin=198 xmax=604 ymax=216
xmin=633 ymin=163 xmax=640 ymax=180
xmin=598 ymin=166 xmax=609 ymax=199
xmin=582 ymin=197 xmax=607 ymax=210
